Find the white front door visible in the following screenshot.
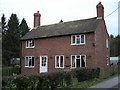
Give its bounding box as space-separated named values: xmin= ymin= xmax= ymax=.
xmin=40 ymin=56 xmax=48 ymax=73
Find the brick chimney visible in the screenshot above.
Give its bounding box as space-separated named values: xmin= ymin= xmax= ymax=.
xmin=34 ymin=11 xmax=41 ymax=27
xmin=96 ymin=2 xmax=104 ymax=18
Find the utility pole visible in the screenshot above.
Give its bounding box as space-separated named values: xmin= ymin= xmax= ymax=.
xmin=118 ymin=1 xmax=120 ymax=35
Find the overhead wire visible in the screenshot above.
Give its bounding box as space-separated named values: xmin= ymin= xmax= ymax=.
xmin=105 ymin=6 xmax=120 ymax=18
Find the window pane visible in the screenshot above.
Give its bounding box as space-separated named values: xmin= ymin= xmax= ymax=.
xmin=25 ymin=57 xmax=28 ymax=66
xmin=76 ymin=55 xmax=80 ymax=59
xmin=60 ymin=56 xmax=63 ymax=67
xmin=56 ymin=56 xmax=59 ymax=67
xmin=81 ymin=56 xmax=85 ymax=67
xmin=72 ymin=36 xmax=75 ymax=44
xmin=42 ymin=57 xmax=46 ymax=66
xmin=32 ymin=40 xmax=34 ymax=46
xmin=26 ymin=41 xmax=28 ymax=47
xmin=72 ymin=56 xmax=75 ymax=67
xmin=32 ymin=57 xmax=34 ymax=66
xmin=29 ymin=58 xmax=32 ymax=66
xmin=42 ymin=57 xmax=45 ymax=66
xmin=81 ymin=35 xmax=84 ymax=43
xmin=76 ymin=35 xmax=80 ymax=44
xmin=29 ymin=40 xmax=32 ymax=47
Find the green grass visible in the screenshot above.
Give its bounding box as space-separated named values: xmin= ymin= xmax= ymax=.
xmin=67 ymin=73 xmax=119 ymax=88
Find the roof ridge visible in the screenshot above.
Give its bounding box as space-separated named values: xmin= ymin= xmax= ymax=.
xmin=37 ymin=17 xmax=97 ymax=28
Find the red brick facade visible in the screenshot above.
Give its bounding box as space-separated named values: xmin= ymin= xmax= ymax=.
xmin=21 ymin=20 xmax=110 ymax=74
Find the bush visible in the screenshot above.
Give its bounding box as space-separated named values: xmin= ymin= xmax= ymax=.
xmin=13 ymin=65 xmax=21 ymax=74
xmin=2 ymin=67 xmax=100 ymax=89
xmin=71 ymin=67 xmax=100 ymax=82
xmin=2 ymin=70 xmax=72 ymax=89
xmin=99 ymin=65 xmax=118 ymax=79
xmin=2 ymin=67 xmax=14 ymax=76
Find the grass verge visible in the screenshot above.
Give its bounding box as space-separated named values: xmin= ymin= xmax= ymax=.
xmin=67 ymin=73 xmax=119 ymax=88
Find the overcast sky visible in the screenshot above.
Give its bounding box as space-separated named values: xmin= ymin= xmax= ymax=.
xmin=0 ymin=0 xmax=119 ymax=36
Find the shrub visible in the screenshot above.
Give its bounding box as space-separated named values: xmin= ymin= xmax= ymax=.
xmin=2 ymin=67 xmax=100 ymax=89
xmin=2 ymin=76 xmax=16 ymax=89
xmin=2 ymin=67 xmax=14 ymax=76
xmin=71 ymin=67 xmax=100 ymax=82
xmin=13 ymin=65 xmax=21 ymax=74
xmin=99 ymin=65 xmax=118 ymax=79
xmin=2 ymin=70 xmax=72 ymax=89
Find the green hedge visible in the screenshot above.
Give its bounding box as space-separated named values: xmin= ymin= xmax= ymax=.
xmin=2 ymin=67 xmax=100 ymax=89
xmin=99 ymin=65 xmax=119 ymax=79
xmin=2 ymin=70 xmax=72 ymax=89
xmin=71 ymin=67 xmax=100 ymax=82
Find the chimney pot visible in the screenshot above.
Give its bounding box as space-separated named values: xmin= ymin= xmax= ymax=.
xmin=96 ymin=2 xmax=104 ymax=18
xmin=34 ymin=11 xmax=41 ymax=27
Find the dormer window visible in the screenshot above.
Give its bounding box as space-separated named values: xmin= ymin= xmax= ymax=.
xmin=26 ymin=40 xmax=35 ymax=48
xmin=71 ymin=35 xmax=85 ymax=45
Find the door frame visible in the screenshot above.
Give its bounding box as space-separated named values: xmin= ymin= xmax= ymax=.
xmin=40 ymin=56 xmax=48 ymax=73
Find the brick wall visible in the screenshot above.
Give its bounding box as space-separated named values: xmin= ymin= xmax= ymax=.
xmin=95 ymin=19 xmax=110 ymax=67
xmin=21 ymin=33 xmax=97 ymax=74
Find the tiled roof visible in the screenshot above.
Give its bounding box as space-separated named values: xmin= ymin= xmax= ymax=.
xmin=21 ymin=17 xmax=101 ymax=40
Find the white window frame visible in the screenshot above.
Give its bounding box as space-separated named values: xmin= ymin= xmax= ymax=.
xmin=55 ymin=55 xmax=64 ymax=68
xmin=26 ymin=39 xmax=35 ymax=48
xmin=71 ymin=35 xmax=85 ymax=45
xmin=25 ymin=56 xmax=35 ymax=68
xmin=106 ymin=39 xmax=108 ymax=49
xmin=71 ymin=55 xmax=86 ymax=68
xmin=106 ymin=56 xmax=109 ymax=65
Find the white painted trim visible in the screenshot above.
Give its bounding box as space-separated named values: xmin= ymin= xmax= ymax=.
xmin=40 ymin=56 xmax=48 ymax=73
xmin=26 ymin=40 xmax=35 ymax=48
xmin=26 ymin=46 xmax=35 ymax=48
xmin=25 ymin=56 xmax=35 ymax=68
xmin=55 ymin=55 xmax=64 ymax=68
xmin=70 ymin=55 xmax=86 ymax=69
xmin=71 ymin=34 xmax=85 ymax=45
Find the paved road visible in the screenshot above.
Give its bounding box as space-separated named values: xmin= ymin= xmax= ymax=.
xmin=89 ymin=75 xmax=120 ymax=89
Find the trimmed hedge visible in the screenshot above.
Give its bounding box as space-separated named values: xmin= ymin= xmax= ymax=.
xmin=2 ymin=67 xmax=100 ymax=89
xmin=71 ymin=67 xmax=100 ymax=82
xmin=2 ymin=70 xmax=72 ymax=89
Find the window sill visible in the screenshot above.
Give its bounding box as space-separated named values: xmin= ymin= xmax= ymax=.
xmin=25 ymin=66 xmax=35 ymax=68
xmin=26 ymin=46 xmax=35 ymax=48
xmin=71 ymin=43 xmax=85 ymax=46
xmin=55 ymin=67 xmax=64 ymax=69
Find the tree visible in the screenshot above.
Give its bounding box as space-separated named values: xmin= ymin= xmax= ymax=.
xmin=2 ymin=14 xmax=20 ymax=65
xmin=110 ymin=34 xmax=114 ymax=38
xmin=110 ymin=34 xmax=120 ymax=57
xmin=1 ymin=14 xmax=7 ymax=36
xmin=19 ymin=18 xmax=29 ymax=37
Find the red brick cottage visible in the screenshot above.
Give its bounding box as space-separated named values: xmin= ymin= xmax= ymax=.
xmin=20 ymin=2 xmax=110 ymax=74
